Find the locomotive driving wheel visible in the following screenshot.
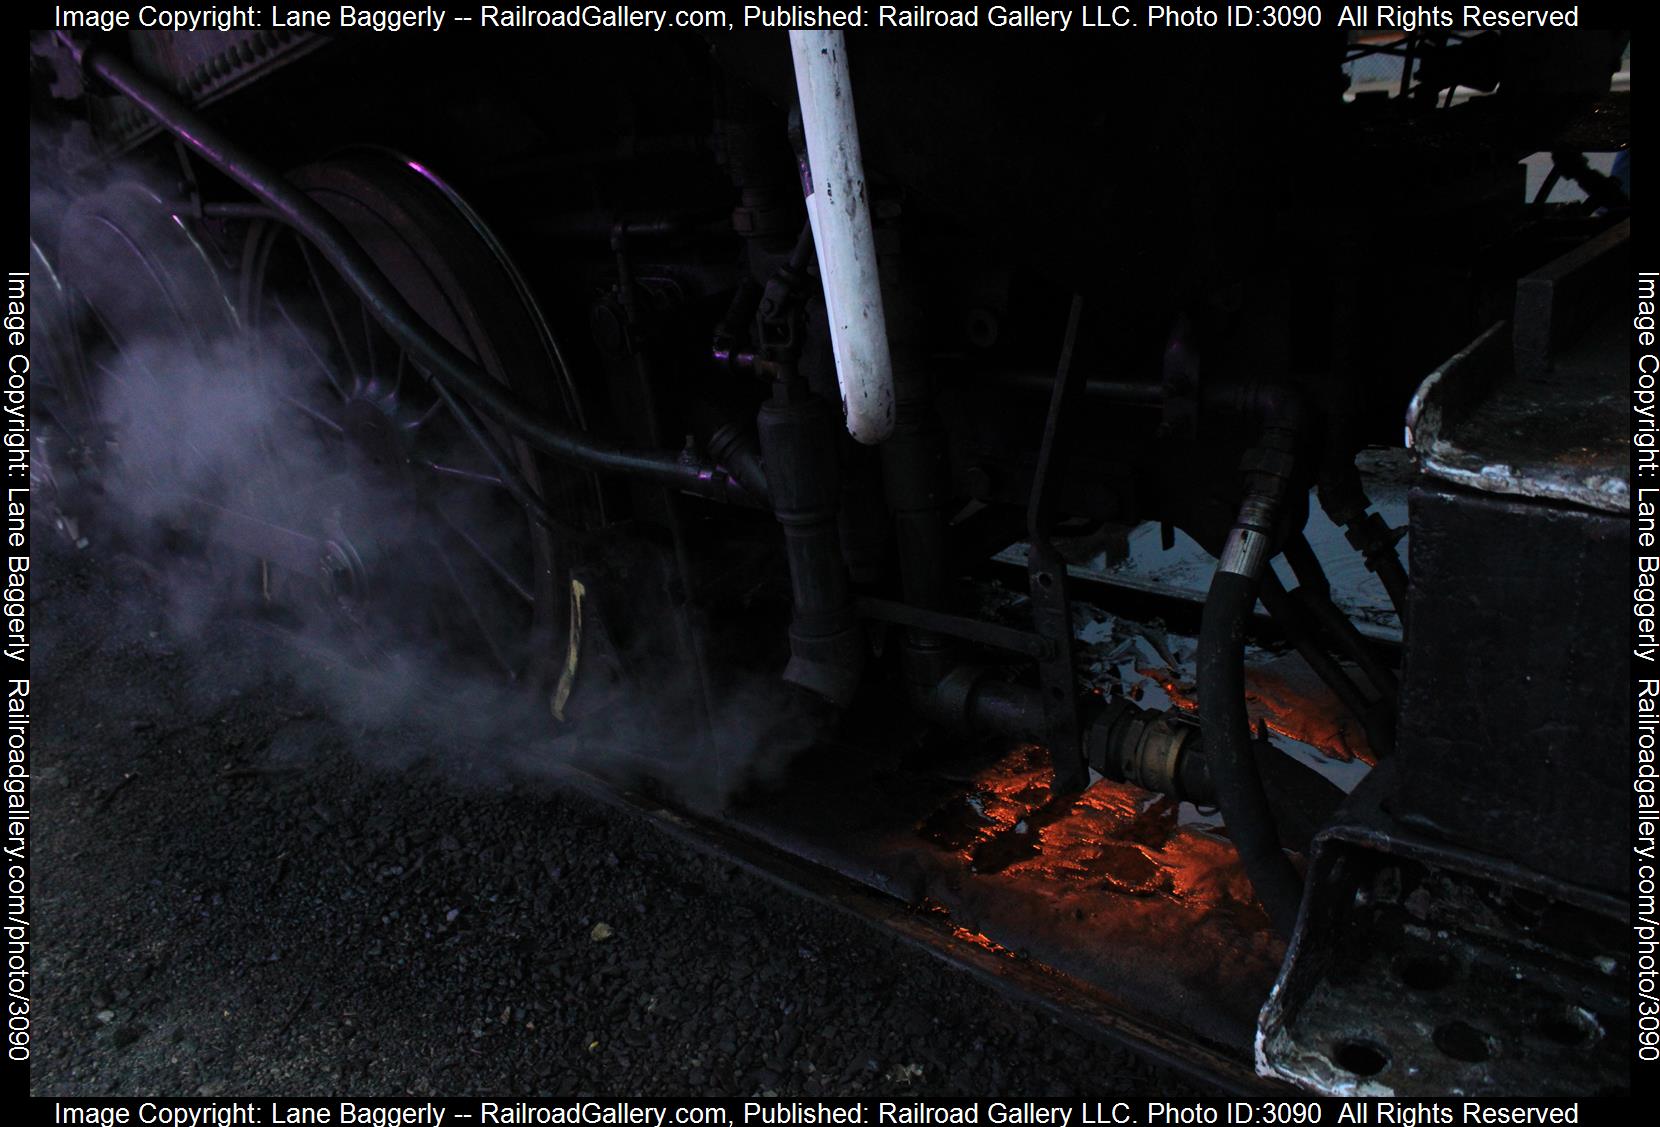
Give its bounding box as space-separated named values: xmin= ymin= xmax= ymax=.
xmin=49 ymin=152 xmax=602 ymax=696
xmin=28 ymin=237 xmax=99 ymax=545
xmin=237 ymin=149 xmax=604 ymax=690
xmin=48 ymin=179 xmax=244 ymax=545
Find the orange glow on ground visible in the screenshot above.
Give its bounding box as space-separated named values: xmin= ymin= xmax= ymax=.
xmin=1146 ymin=657 xmax=1376 ymax=766
xmin=918 ymin=743 xmax=1262 ymax=914
xmin=950 ymin=926 xmax=1018 ymax=958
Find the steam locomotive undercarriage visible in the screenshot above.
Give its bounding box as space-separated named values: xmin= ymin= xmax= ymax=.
xmin=28 ymin=26 xmax=1632 ymax=1096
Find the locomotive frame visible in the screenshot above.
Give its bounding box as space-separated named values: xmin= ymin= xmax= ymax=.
xmin=27 ymin=19 xmax=1635 ymax=1096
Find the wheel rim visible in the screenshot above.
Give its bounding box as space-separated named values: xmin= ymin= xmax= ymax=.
xmin=29 ymin=239 xmax=95 ymax=532
xmin=50 ymin=182 xmax=242 ymax=540
xmin=239 ymin=150 xmax=602 ymax=690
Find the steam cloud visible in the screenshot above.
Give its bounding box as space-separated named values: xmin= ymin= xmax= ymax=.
xmin=31 ymin=151 xmax=817 ymax=813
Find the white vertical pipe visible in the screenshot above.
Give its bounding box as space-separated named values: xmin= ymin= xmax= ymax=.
xmin=788 ymin=30 xmax=895 ymax=446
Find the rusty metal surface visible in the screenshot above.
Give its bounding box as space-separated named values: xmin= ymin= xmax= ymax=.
xmin=1394 ymin=484 xmax=1629 ymax=897
xmin=1257 ymin=766 xmax=1630 ymax=1097
xmin=1406 ymin=221 xmax=1629 ymax=514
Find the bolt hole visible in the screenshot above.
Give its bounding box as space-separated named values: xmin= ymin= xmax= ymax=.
xmin=1395 ymin=953 xmax=1457 ymax=991
xmin=1537 ymin=1005 xmax=1599 ymax=1047
xmin=1036 ymin=572 xmax=1054 ymax=589
xmin=1333 ymin=1040 xmax=1389 ymax=1077
xmin=1433 ymin=1021 xmax=1493 ymax=1063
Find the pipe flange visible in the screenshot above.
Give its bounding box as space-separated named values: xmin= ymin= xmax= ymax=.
xmin=1126 ymin=714 xmax=1197 ymax=798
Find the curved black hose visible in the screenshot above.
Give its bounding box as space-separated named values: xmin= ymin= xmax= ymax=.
xmin=1198 ymin=406 xmax=1309 ymax=937
xmin=80 ymin=44 xmax=765 ymax=510
xmin=1199 ymin=568 xmax=1306 ymax=936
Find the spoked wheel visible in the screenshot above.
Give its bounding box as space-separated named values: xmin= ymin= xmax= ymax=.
xmin=238 ymin=150 xmax=603 ymax=690
xmin=29 ymin=238 xmax=98 ymax=544
xmin=49 ymin=180 xmax=244 ymax=549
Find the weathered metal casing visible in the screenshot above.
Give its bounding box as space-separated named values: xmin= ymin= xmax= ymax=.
xmin=756 ymin=383 xmax=865 ymax=707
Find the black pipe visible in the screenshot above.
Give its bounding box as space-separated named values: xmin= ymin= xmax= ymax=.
xmin=1197 ymin=416 xmax=1307 ymax=937
xmin=756 ymin=373 xmax=865 ymax=707
xmin=923 ymin=667 xmax=1045 ymax=743
xmin=703 ymin=418 xmax=769 ymax=503
xmin=878 ymin=216 xmax=954 ymax=699
xmin=1202 ymin=380 xmax=1311 ymax=431
xmin=79 ymin=44 xmax=764 ymax=510
xmin=1200 ymin=569 xmax=1304 ymax=934
xmin=537 ymin=211 xmax=726 ymax=243
xmin=937 ymin=675 xmax=1345 ymax=854
xmin=966 ymin=678 xmax=1046 ymax=742
xmin=981 ymin=371 xmax=1164 ymax=407
xmin=854 ymin=596 xmax=1048 ymax=659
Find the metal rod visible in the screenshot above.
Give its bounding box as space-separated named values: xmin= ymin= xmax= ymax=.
xmin=980 ymin=370 xmax=1164 ymax=406
xmin=854 ymin=596 xmax=1050 ymax=659
xmin=536 ymin=211 xmax=725 ymax=242
xmin=425 ymin=373 xmax=577 ymax=537
xmin=1257 ymin=571 xmax=1379 ymax=729
xmin=1281 ymin=532 xmax=1400 ymax=703
xmin=202 ymin=201 xmax=279 ymax=220
xmin=1025 ymin=294 xmax=1091 ymax=794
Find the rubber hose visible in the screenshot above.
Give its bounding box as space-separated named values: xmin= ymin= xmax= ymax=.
xmin=1198 ymin=568 xmax=1306 ymax=936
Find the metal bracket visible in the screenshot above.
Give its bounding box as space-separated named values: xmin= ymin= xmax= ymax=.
xmin=1025 ymin=294 xmax=1089 ymax=794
